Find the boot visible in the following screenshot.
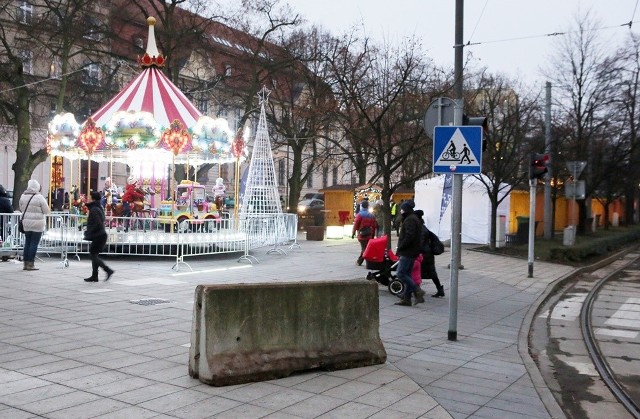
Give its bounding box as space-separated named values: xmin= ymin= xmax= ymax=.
xmin=432 ymin=286 xmax=445 ymax=298
xmin=23 ymin=261 xmax=27 ymax=270
xmin=105 ymin=268 xmax=115 ymax=281
xmin=394 ymin=297 xmax=412 ymax=306
xmin=25 ymin=261 xmax=39 ymax=271
xmin=84 ymin=276 xmax=98 ymax=282
xmin=414 ymin=288 xmax=425 ymax=304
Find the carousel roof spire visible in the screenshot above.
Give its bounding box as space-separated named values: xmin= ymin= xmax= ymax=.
xmin=139 ymin=16 xmax=166 ymax=68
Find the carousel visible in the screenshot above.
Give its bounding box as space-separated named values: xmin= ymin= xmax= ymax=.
xmin=43 ymin=17 xmax=249 ymax=258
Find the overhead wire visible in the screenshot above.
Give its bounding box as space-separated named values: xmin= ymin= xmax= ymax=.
xmin=0 ymin=67 xmax=85 ymax=94
xmin=630 ymin=0 xmax=639 ymax=28
xmin=463 ymin=20 xmax=640 ymax=48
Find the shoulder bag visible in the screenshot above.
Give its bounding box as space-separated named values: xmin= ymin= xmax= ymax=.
xmin=19 ymin=194 xmax=36 ymax=234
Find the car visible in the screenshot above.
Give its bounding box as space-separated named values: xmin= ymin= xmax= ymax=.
xmin=297 ymin=198 xmax=324 ymax=214
xmin=302 ymin=192 xmax=324 ymax=201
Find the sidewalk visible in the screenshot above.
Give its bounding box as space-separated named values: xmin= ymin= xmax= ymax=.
xmin=0 ymin=235 xmax=574 ymax=418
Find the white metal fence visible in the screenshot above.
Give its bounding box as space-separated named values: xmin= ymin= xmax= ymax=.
xmin=0 ymin=211 xmax=300 ymax=270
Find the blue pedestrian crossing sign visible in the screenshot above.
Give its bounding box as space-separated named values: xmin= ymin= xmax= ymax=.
xmin=433 ymin=126 xmax=483 ymax=174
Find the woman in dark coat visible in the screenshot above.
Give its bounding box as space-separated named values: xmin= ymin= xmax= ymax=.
xmin=83 ymin=191 xmax=114 ymax=282
xmin=415 ymin=210 xmax=445 ymax=298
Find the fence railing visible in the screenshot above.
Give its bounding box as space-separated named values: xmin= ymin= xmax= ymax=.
xmin=0 ymin=211 xmax=300 ymax=270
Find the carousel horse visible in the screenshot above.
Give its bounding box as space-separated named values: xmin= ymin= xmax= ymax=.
xmin=108 ymin=186 xmax=155 ymax=231
xmin=214 ymin=195 xmax=225 ymax=212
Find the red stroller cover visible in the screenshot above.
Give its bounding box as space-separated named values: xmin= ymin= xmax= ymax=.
xmin=362 ymin=235 xmax=398 ymax=262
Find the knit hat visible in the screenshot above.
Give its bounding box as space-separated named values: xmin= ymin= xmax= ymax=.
xmin=400 ymin=200 xmax=415 ymax=212
xmin=28 ymin=179 xmax=40 ymax=191
xmin=127 ymin=176 xmax=137 ymax=185
xmin=414 ymin=209 xmax=424 ymax=218
xmin=90 ymin=191 xmax=101 ymax=202
xmin=360 ymin=200 xmax=369 ymax=209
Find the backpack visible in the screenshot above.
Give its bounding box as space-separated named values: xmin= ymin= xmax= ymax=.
xmin=359 ymin=225 xmax=373 ymax=237
xmin=421 ymin=226 xmax=444 ymax=255
xmin=428 ymin=230 xmax=445 ymax=255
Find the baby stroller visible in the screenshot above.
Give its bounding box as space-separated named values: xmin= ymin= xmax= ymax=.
xmin=363 ymin=235 xmax=404 ymax=296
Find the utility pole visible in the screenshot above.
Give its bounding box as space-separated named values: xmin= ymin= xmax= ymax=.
xmin=543 ymin=82 xmax=553 ymax=239
xmin=448 ymin=0 xmax=464 ymax=341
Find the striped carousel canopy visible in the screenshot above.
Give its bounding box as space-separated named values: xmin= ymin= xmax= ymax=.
xmin=90 ymin=65 xmax=201 ymax=130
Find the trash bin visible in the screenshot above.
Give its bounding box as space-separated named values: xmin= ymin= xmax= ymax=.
xmin=563 ymin=225 xmax=576 ymax=246
xmin=516 ymin=216 xmax=530 ymax=244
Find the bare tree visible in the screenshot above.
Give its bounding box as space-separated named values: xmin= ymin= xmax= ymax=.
xmin=266 ymin=26 xmax=337 ymax=212
xmin=545 ymin=11 xmax=616 ymax=233
xmin=325 ymin=34 xmax=434 ymax=240
xmin=469 ymin=72 xmax=543 ymax=249
xmin=610 ymin=33 xmax=640 ymax=225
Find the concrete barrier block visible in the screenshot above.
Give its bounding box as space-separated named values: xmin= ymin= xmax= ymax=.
xmin=189 ymin=280 xmax=386 ymax=386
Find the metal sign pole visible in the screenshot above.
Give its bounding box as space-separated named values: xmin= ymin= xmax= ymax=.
xmin=448 ymin=0 xmax=464 ymax=341
xmin=528 ymin=179 xmax=536 ymax=277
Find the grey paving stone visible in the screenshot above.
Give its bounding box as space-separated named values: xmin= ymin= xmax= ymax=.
xmin=212 ymin=402 xmax=276 ymax=418
xmin=45 ymin=398 xmax=130 ymax=419
xmin=470 ymin=405 xmax=550 ymax=418
xmin=315 ymin=401 xmax=381 ymax=419
xmin=18 ymin=390 xmax=102 ymax=415
xmin=251 ymin=387 xmax=315 ymax=411
xmin=281 ymin=394 xmax=349 ymax=418
xmin=0 ymin=383 xmax=75 ymax=406
xmin=220 ymin=382 xmax=285 ymax=403
xmin=137 ymin=388 xmax=212 ymax=413
xmin=0 ymin=407 xmax=37 ymax=419
xmin=291 ymin=374 xmax=349 ymax=393
xmin=0 ymin=377 xmax=50 ymax=397
xmin=110 ymin=382 xmax=184 ymax=404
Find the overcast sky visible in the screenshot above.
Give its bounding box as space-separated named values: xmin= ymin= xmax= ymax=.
xmin=285 ymin=0 xmax=639 ymax=88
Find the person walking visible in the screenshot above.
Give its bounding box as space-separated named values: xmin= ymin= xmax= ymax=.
xmin=19 ymin=179 xmax=49 ymax=271
xmin=395 ymin=200 xmax=425 ymax=306
xmin=352 ymin=199 xmax=377 ymax=266
xmin=372 ymin=199 xmax=384 ymax=237
xmin=83 ymin=191 xmax=114 ymax=282
xmin=0 ymin=185 xmax=13 ymax=241
xmin=415 ymin=210 xmax=445 ymax=298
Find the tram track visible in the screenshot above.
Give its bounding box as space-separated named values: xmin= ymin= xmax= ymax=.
xmin=529 ymin=250 xmax=640 ymax=419
xmin=581 ymin=260 xmax=640 ymax=418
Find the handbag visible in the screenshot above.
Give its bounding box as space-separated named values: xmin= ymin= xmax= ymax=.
xmin=19 ymin=194 xmax=36 ymax=234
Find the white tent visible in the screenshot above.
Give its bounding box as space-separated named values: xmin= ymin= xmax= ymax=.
xmin=414 ymin=174 xmax=510 ymax=244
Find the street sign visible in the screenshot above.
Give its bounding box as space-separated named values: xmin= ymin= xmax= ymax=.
xmin=433 ymin=126 xmax=483 ymax=174
xmin=565 ymin=180 xmax=586 ymax=199
xmin=566 ymin=161 xmax=586 ymax=178
xmin=423 ymin=97 xmax=455 ymax=137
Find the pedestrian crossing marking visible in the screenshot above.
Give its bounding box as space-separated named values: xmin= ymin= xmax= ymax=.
xmin=434 ymin=128 xmax=480 ymax=167
xmin=433 ymin=126 xmax=483 ymax=174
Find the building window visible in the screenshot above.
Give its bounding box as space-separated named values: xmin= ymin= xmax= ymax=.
xmin=224 ymin=64 xmax=232 ymax=76
xmin=322 ymin=167 xmax=328 ymax=188
xmin=83 ymin=63 xmax=101 ymax=86
xmin=50 ymin=56 xmax=62 ymax=79
xmin=197 ymin=99 xmax=208 ymax=114
xmin=84 ymin=16 xmax=103 ymax=41
xmin=307 ymin=174 xmax=313 ymax=188
xmin=332 ymin=167 xmax=338 ymax=186
xmin=278 ymin=159 xmax=285 ymax=186
xmin=19 ymin=49 xmax=33 ymax=74
xmin=17 ymin=1 xmax=32 ymax=24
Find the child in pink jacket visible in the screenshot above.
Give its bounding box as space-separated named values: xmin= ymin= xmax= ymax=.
xmin=411 ymin=254 xmax=425 ymax=304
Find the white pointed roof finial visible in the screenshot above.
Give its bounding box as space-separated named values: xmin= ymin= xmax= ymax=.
xmin=146 ymin=17 xmax=160 ymax=57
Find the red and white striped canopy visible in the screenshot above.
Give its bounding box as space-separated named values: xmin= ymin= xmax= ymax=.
xmin=91 ymin=66 xmax=202 ymax=129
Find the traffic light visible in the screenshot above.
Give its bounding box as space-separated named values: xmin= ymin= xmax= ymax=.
xmin=529 ymin=152 xmax=549 ymax=179
xmin=463 ymin=115 xmax=488 ymax=151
